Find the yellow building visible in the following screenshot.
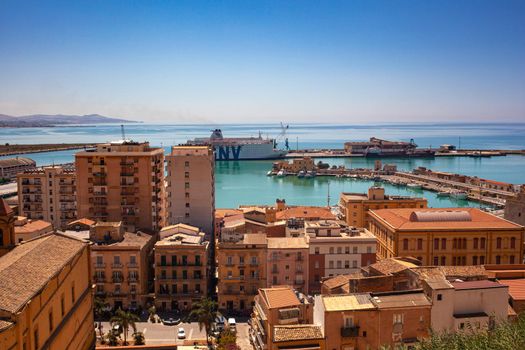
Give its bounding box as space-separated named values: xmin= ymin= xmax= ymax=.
xmin=0 ymin=233 xmax=95 ymax=350
xmin=369 ymin=208 xmax=525 ymax=266
xmin=0 ymin=198 xmax=16 ymax=258
xmin=17 ymin=165 xmax=77 ymax=229
xmin=217 ymin=233 xmax=267 ymax=314
xmin=90 ymin=221 xmax=155 ymax=310
xmin=339 ymin=186 xmax=428 ymax=228
xmin=154 ymin=225 xmax=209 ymax=311
xmin=75 ymin=141 xmax=165 ymax=232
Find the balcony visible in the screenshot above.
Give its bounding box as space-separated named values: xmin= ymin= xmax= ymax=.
xmin=127 ymin=262 xmax=138 ymax=268
xmin=341 ymin=326 xmax=360 ymax=337
xmin=94 ymin=263 xmax=106 ymax=269
xmin=94 ymin=276 xmax=106 ymax=283
xmin=128 ymin=276 xmax=139 ymax=283
xmin=112 ymin=276 xmax=124 ymax=283
xmin=93 ymin=172 xmax=107 ymax=177
xmin=120 ymin=172 xmax=134 ymax=177
xmin=112 ymin=263 xmax=123 ymax=269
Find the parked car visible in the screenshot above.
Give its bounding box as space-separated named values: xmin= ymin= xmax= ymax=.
xmin=162 ymin=317 xmax=180 ymax=326
xmin=177 ymin=327 xmax=186 ymax=339
xmin=227 ymin=318 xmax=237 ymax=332
xmin=215 ymin=315 xmax=226 ymax=331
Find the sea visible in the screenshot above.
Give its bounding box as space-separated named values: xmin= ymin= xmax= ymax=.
xmin=1 ymin=122 xmax=524 ymax=208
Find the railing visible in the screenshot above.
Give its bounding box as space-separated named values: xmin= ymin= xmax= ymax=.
xmin=112 ymin=263 xmax=123 ymax=268
xmin=341 ymin=326 xmax=360 ymax=337
xmin=94 ymin=263 xmax=106 ymax=268
xmin=112 ymin=276 xmax=123 ymax=283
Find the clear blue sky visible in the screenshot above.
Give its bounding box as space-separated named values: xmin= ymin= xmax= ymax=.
xmin=1 ymin=0 xmax=524 ymax=123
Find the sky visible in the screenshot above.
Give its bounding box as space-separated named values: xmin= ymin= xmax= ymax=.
xmin=0 ymin=0 xmax=524 ymax=124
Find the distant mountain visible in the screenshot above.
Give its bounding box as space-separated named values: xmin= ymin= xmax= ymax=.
xmin=0 ymin=114 xmax=140 ymax=127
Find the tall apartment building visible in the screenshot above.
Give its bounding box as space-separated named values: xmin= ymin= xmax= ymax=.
xmin=17 ymin=165 xmax=76 ymax=229
xmin=305 ymin=220 xmax=377 ymax=294
xmin=75 ymin=141 xmax=165 ymax=232
xmin=166 ymin=145 xmax=215 ymax=235
xmin=339 ymin=186 xmax=427 ymax=228
xmin=217 ymin=233 xmax=267 ymax=314
xmin=90 ymin=222 xmax=155 ymax=310
xmin=267 ymin=237 xmax=309 ymax=294
xmin=0 ymin=233 xmax=95 ymax=350
xmin=154 ymin=225 xmax=209 ymax=311
xmin=369 ymin=208 xmax=524 ymax=265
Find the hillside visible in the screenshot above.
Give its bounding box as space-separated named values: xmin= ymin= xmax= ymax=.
xmin=0 ymin=113 xmax=139 ymax=127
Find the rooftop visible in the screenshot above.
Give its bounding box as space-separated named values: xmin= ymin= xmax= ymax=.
xmin=323 ymin=294 xmax=375 ymax=312
xmin=0 ymin=198 xmax=13 ymax=216
xmin=156 ymin=233 xmax=206 ymax=246
xmin=67 ymin=218 xmax=96 ymax=227
xmin=267 ymin=237 xmax=308 ymax=249
xmin=261 ymin=287 xmax=301 ymax=309
xmin=498 ymin=279 xmax=525 ymax=301
xmin=0 ymin=157 xmax=35 ymax=167
xmin=92 ymin=232 xmax=153 ymax=249
xmin=273 ymin=325 xmax=324 ymax=342
xmin=276 ymin=206 xmax=335 ymax=221
xmin=14 ymin=220 xmax=52 ymax=234
xmin=0 ymin=234 xmax=86 ymax=314
xmin=242 ymin=233 xmax=268 ymax=245
xmin=370 ymin=291 xmax=431 ymax=309
xmin=451 ymin=280 xmax=508 ymax=291
xmin=369 ymin=208 xmax=522 ymax=230
xmin=369 ymin=258 xmax=418 ymax=275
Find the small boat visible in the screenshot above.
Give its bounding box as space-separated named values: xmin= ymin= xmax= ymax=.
xmin=450 ymin=191 xmax=468 ymax=200
xmin=437 ymin=191 xmax=450 ymax=197
xmin=297 ymin=170 xmax=306 ymax=178
xmin=305 ymin=171 xmax=316 ymax=178
xmin=266 ymin=170 xmax=273 ymax=176
xmin=407 ymin=183 xmax=422 ymax=189
xmin=276 ymin=170 xmax=285 ymax=177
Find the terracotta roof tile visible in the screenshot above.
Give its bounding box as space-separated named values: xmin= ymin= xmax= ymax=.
xmin=0 ymin=198 xmax=13 ymax=216
xmin=369 ymin=258 xmax=417 ymax=275
xmin=273 ymin=325 xmax=324 ymax=342
xmin=276 ymin=206 xmax=335 ymax=220
xmin=0 ymin=234 xmax=86 ymax=314
xmin=267 ymin=237 xmax=308 ymax=249
xmin=494 ymin=279 xmax=525 ymax=300
xmin=67 ymin=218 xmax=95 ymax=227
xmin=14 ymin=220 xmax=52 ymax=234
xmin=451 ymin=280 xmax=507 ymax=291
xmin=261 ymin=287 xmax=301 ymax=309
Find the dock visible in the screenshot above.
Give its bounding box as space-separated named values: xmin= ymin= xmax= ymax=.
xmin=284 ymin=149 xmax=525 ymax=159
xmin=0 ymin=143 xmax=98 ymax=157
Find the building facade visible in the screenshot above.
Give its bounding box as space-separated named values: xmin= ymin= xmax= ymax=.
xmin=75 ymin=141 xmax=165 ymax=232
xmin=504 ymin=186 xmax=525 ymax=226
xmin=267 ymin=237 xmax=310 ymax=294
xmin=0 ymin=157 xmax=36 ymax=180
xmin=217 ymin=234 xmax=267 ymax=314
xmin=14 ymin=216 xmax=53 ymax=243
xmin=369 ymin=208 xmax=524 ymax=266
xmin=339 ymin=186 xmax=427 ymax=228
xmin=90 ymin=222 xmax=155 ymax=310
xmin=306 ymin=220 xmax=377 ymax=294
xmin=0 ymin=198 xmax=16 ymax=257
xmin=154 ymin=226 xmax=209 ymax=311
xmin=0 ymin=233 xmax=95 ymax=350
xmin=17 ymin=165 xmax=77 ymax=229
xmin=166 ymin=145 xmax=214 ymax=236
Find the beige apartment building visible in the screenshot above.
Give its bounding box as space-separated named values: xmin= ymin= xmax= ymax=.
xmin=17 ymin=165 xmax=77 ymax=229
xmin=90 ymin=222 xmax=155 ymax=310
xmin=339 ymin=186 xmax=427 ymax=228
xmin=267 ymin=237 xmax=309 ymax=293
xmin=154 ymin=225 xmax=209 ymax=311
xmin=166 ymin=145 xmax=215 ymax=235
xmin=75 ymin=141 xmax=165 ymax=232
xmin=0 ymin=233 xmax=95 ymax=350
xmin=217 ymin=233 xmax=268 ymax=314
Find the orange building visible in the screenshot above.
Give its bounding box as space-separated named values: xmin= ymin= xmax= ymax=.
xmin=17 ymin=165 xmax=77 ymax=229
xmin=251 ymin=287 xmax=322 ymax=350
xmin=75 ymin=141 xmax=165 ymax=232
xmin=0 ymin=198 xmax=16 ymax=257
xmin=166 ymin=145 xmax=215 ymax=235
xmin=267 ymin=237 xmax=309 ymax=293
xmin=217 ymin=233 xmax=267 ymax=314
xmin=339 ymin=186 xmax=427 ymax=228
xmin=369 ymin=208 xmax=524 ymax=266
xmin=14 ymin=216 xmax=53 ymax=243
xmin=154 ymin=225 xmax=209 ymax=311
xmin=90 ymin=221 xmax=155 ymax=310
xmin=0 ymin=233 xmax=95 ymax=350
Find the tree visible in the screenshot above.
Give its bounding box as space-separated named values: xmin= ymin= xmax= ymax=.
xmin=189 ymin=298 xmax=218 ymax=349
xmin=110 ymin=308 xmax=140 ymax=345
xmin=148 ymin=305 xmax=157 ymax=323
xmin=217 ymin=329 xmax=240 ymax=350
xmin=94 ymin=297 xmax=107 ymax=339
xmin=105 ymin=331 xmax=118 ymax=346
xmin=133 ymin=331 xmax=146 ymax=345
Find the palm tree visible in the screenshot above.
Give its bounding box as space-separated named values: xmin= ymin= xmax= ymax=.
xmin=93 ymin=297 xmax=107 ymax=339
xmin=189 ymin=298 xmax=218 ymax=349
xmin=110 ymin=308 xmax=140 ymax=345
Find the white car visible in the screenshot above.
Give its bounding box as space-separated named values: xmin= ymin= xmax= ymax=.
xmin=177 ymin=327 xmax=186 ymax=339
xmin=228 ymin=318 xmax=237 ymax=331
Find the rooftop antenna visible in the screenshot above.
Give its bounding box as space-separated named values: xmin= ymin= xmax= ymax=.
xmin=121 ymin=124 xmax=126 ymax=141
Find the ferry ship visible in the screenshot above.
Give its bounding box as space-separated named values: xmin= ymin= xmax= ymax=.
xmin=188 ymin=129 xmax=287 ymax=160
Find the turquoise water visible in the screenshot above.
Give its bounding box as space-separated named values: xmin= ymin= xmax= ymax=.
xmin=1 ymin=123 xmax=524 ymax=208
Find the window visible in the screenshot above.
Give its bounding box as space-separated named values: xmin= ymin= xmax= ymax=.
xmin=329 ymin=261 xmax=334 ymax=269
xmin=496 ymin=255 xmax=501 ymax=264
xmin=434 ymin=238 xmax=439 ymax=250
xmin=345 ymin=260 xmax=350 ymax=268
xmin=96 ymin=256 xmax=103 ymax=265
xmin=185 ymin=182 xmax=190 ymax=189
xmin=433 ymin=256 xmax=439 ymax=265
xmin=352 ymin=260 xmax=357 ymax=268
xmin=314 ymin=261 xmax=319 ymax=268
xmin=34 ymin=328 xmax=39 ymax=349
xmin=417 ymin=238 xmax=423 ymax=250
xmin=345 ymin=247 xmax=350 ymax=254
xmin=393 ymin=314 xmax=404 ymax=324
xmin=130 ymin=255 xmax=137 ymax=265
xmin=49 ymin=309 xmax=54 ymax=332
xmin=441 ymin=238 xmax=446 ymax=250
xmin=437 ymin=294 xmax=442 ymax=301
xmin=510 ymin=255 xmax=515 ymax=264
xmin=344 ymin=316 xmax=354 ymax=327
xmin=185 ymin=172 xmax=189 ymax=178
xmin=441 ymin=256 xmax=446 ymax=265
xmin=314 ymin=247 xmax=319 ymax=255
xmin=337 ymin=247 xmax=342 ymax=254
xmin=251 ymin=256 xmax=257 ymax=265
xmin=329 ymin=247 xmax=334 ymax=254
xmin=511 ymin=237 xmax=516 ymax=249
xmin=367 ymin=246 xmax=372 ymax=254
xmin=481 ymin=238 xmax=486 ymax=249
xmin=474 ymin=238 xmax=479 ymax=249
xmin=171 ymin=255 xmax=177 ymax=266
xmin=161 ymin=255 xmax=167 ymax=266
xmin=463 ymin=238 xmax=467 ymax=249
xmin=473 ymin=256 xmax=478 ymax=265
xmin=453 ymin=238 xmax=457 ymax=249
xmin=61 ymin=294 xmax=65 ymax=316
xmin=403 ymin=239 xmax=408 ymax=250
xmin=227 ymin=256 xmax=233 ymax=265
xmin=353 ymin=246 xmax=358 ymax=254
xmin=480 ymin=256 xmax=485 ymax=264
xmin=185 ymin=161 xmax=190 ymax=167
xmin=497 ymin=237 xmax=502 ymax=249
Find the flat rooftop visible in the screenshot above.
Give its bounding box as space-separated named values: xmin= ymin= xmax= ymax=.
xmin=322 ymin=294 xmax=375 ymax=312
xmin=370 ymin=291 xmax=431 ymax=309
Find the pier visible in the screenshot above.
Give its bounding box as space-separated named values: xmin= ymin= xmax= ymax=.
xmin=0 ymin=143 xmax=98 ymax=157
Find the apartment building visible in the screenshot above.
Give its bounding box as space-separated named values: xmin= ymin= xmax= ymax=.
xmin=217 ymin=233 xmax=267 ymax=314
xmin=251 ymin=287 xmax=322 ymax=350
xmin=166 ymin=145 xmax=214 ymax=236
xmin=90 ymin=222 xmax=155 ymax=310
xmin=0 ymin=199 xmax=16 ymax=257
xmin=315 ymin=291 xmax=431 ymax=350
xmin=154 ymin=226 xmax=209 ymax=311
xmin=0 ymin=233 xmax=95 ymax=350
xmin=75 ymin=141 xmax=165 ymax=232
xmin=17 ymin=165 xmax=76 ymax=229
xmin=305 ymin=220 xmax=377 ymax=294
xmin=369 ymin=207 xmax=524 ymax=265
xmin=267 ymin=237 xmax=309 ymax=293
xmin=339 ymin=186 xmax=427 ymax=228
xmin=0 ymin=157 xmax=36 ymax=180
